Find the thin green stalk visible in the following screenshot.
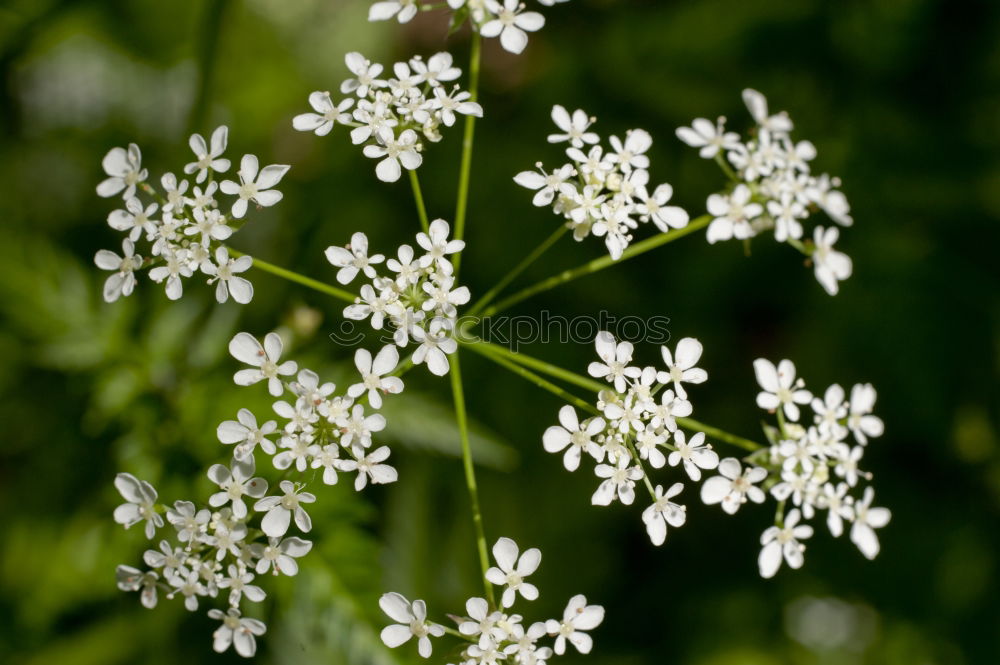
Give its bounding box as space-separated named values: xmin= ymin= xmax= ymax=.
xmin=452 ymin=32 xmax=482 ymax=275
xmin=448 ymin=351 xmax=495 ymax=607
xmin=464 ymin=339 xmax=764 ymax=451
xmin=467 ymin=225 xmax=568 ymax=318
xmin=187 ymin=0 xmax=230 ymax=135
xmin=409 ymin=169 xmax=430 ymax=233
xmin=482 ymin=214 xmax=711 ymax=316
xmin=226 ymin=248 xmax=355 ymax=303
xmin=465 ymin=341 xmax=598 ymax=416
xmin=624 ymin=438 xmax=658 ymax=500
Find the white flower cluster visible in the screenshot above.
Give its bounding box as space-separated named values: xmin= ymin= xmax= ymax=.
xmin=736 ymin=358 xmax=890 ymax=578
xmin=328 ymin=219 xmax=469 ymax=376
xmin=369 ymin=1 xmax=556 ymax=55
xmin=516 ymin=105 xmax=690 ymax=260
xmin=293 ymin=51 xmax=482 ymax=183
xmin=113 ymin=331 xmax=405 ymax=657
xmin=94 ymin=127 xmax=289 ymax=303
xmin=676 ymin=89 xmax=854 ymax=295
xmin=380 ymin=537 xmax=605 ymax=662
xmin=543 ymin=332 xmax=715 ymax=546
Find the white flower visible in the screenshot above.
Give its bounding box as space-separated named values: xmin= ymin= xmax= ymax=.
xmin=706 ymin=184 xmax=762 ymax=243
xmin=542 ymin=405 xmax=605 ymax=471
xmin=252 ymin=536 xmax=313 ymax=576
xmin=634 ymin=182 xmax=689 ymax=232
xmin=812 ymin=226 xmax=852 ymax=295
xmin=767 ymin=191 xmax=806 ymax=242
xmin=821 ymin=482 xmax=854 ymax=537
xmin=485 ymin=537 xmax=542 ymax=608
xmin=379 ymin=592 xmax=445 ymax=657
xmin=348 ymin=345 xmax=404 ymax=408
xmin=675 ymin=116 xmax=741 ymax=158
xmin=588 ymin=331 xmax=640 ymax=393
xmin=847 ymin=383 xmax=884 ymax=444
xmin=753 ymin=358 xmax=812 ymax=421
xmin=293 ymin=92 xmax=354 ymax=136
xmin=208 ymin=608 xmax=266 ymax=658
xmin=207 ymin=457 xmax=268 ymax=519
xmin=218 ymin=564 xmax=266 ymax=606
xmin=336 ymin=403 xmax=387 ymax=448
xmin=431 ymin=86 xmax=483 ymax=126
xmin=229 ymin=332 xmax=298 ymax=397
xmin=326 ymin=232 xmax=385 ymax=284
xmin=116 ymin=565 xmax=159 ymax=608
xmin=142 ymin=540 xmax=187 ymax=579
xmin=592 ymin=456 xmax=643 ymax=506
xmin=254 ymin=480 xmax=315 ymax=538
xmin=700 ymin=457 xmax=768 ymax=514
xmin=148 ymin=249 xmax=192 ymax=301
xmin=108 ymin=197 xmax=158 ymax=241
xmin=667 ymin=430 xmax=719 ymax=481
xmin=95 ymin=238 xmax=142 ymax=302
xmin=547 ymin=105 xmax=598 ymax=148
xmin=219 ymin=154 xmax=289 ymax=219
xmin=758 ymin=508 xmax=813 ymax=578
xmin=546 ymin=594 xmax=604 ymax=655
xmin=412 ymin=320 xmax=457 ymax=376
xmin=97 ymin=143 xmax=147 ymax=199
xmin=743 ymin=88 xmax=793 ymax=133
xmin=657 ymin=337 xmax=707 ymax=399
xmin=364 ymin=127 xmax=422 ymax=182
xmin=410 ymin=52 xmax=461 ymax=86
xmin=113 ymin=472 xmax=163 ymax=539
xmin=217 ymin=408 xmax=278 ymax=459
xmin=608 ymin=129 xmax=651 ymax=172
xmin=167 ymin=569 xmax=207 ymax=611
xmin=184 ymin=125 xmax=231 ymax=183
xmin=311 ymin=444 xmax=342 ymax=485
xmin=341 ymin=52 xmax=386 ymax=97
xmin=166 ymin=500 xmax=210 ymax=543
xmin=339 ymin=445 xmax=398 ymax=490
xmin=514 ymin=163 xmax=577 ymax=207
xmin=850 ymin=487 xmax=890 ymax=559
xmin=202 ymin=247 xmax=253 ymax=304
xmin=416 ymin=219 xmax=465 ymax=272
xmin=481 ymin=0 xmax=545 ymax=54
xmin=642 ymin=482 xmax=686 ymax=546
xmin=368 ymin=0 xmax=419 ymax=23
xmin=812 ymin=384 xmax=848 ymax=438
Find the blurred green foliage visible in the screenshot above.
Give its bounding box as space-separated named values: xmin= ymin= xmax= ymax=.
xmin=0 ymin=0 xmax=998 ymax=663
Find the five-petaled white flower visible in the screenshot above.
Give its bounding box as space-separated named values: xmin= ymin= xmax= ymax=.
xmin=758 ymin=508 xmax=813 ymax=578
xmin=667 ymin=430 xmax=719 ymax=481
xmin=812 ymin=226 xmax=853 ymax=295
xmin=97 ymin=143 xmax=147 ymax=199
xmin=485 ymin=537 xmax=542 ymax=608
xmin=547 ymin=105 xmax=598 ymax=148
xmin=339 ymin=445 xmax=398 ymax=490
xmin=219 ymin=154 xmax=289 ymax=219
xmin=208 ymin=608 xmax=266 ymax=658
xmin=847 ymin=383 xmax=884 ymax=444
xmin=217 ymin=408 xmax=278 ymax=459
xmin=184 ymin=125 xmax=231 ymax=183
xmin=675 ymin=116 xmax=741 ymax=158
xmin=592 ymin=456 xmax=643 ymax=506
xmin=706 ymin=184 xmax=762 ymax=244
xmin=657 ymin=337 xmax=707 ymax=399
xmin=368 ymin=0 xmax=419 ymax=23
xmin=700 ymin=457 xmax=768 ymax=514
xmin=542 ymin=405 xmax=605 ymax=471
xmin=252 ymin=536 xmax=313 ymax=576
xmin=754 ymin=358 xmax=812 ymax=421
xmin=545 ymin=594 xmax=605 ymax=655
xmin=364 ymin=127 xmax=423 ymax=182
xmin=850 ymin=487 xmax=890 ymax=559
xmin=207 ymin=457 xmax=268 ymax=519
xmin=481 ymin=0 xmax=546 ymax=54
xmin=348 ymin=345 xmax=404 ymax=408
xmin=229 ymin=332 xmax=298 ymax=396
xmin=293 ymin=92 xmax=354 ymax=136
xmin=588 ymin=331 xmax=640 ymax=392
xmin=326 ymin=232 xmax=386 ymax=284
xmin=254 ymin=480 xmax=316 ymax=538
xmin=113 ymin=472 xmax=163 ymax=539
xmin=95 ymin=238 xmax=142 ymax=302
xmin=642 ymin=482 xmax=686 ymax=546
xmin=379 ymin=592 xmax=445 ymax=657
xmin=202 ymin=247 xmax=253 ymax=304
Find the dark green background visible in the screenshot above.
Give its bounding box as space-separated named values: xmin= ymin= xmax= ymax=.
xmin=1 ymin=0 xmax=997 ymax=663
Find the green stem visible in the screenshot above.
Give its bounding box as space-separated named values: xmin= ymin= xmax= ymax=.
xmin=464 ymin=339 xmax=764 ymax=451
xmin=624 ymin=438 xmax=658 ymax=500
xmin=481 ymin=214 xmax=711 ymax=316
xmin=226 ymin=248 xmax=355 ymax=303
xmin=465 ymin=341 xmax=598 ymax=416
xmin=452 ymin=32 xmax=481 ymax=276
xmin=448 ymin=350 xmax=495 ymax=607
xmin=467 ymin=225 xmax=568 ymax=318
xmin=409 ymin=169 xmax=430 ymax=234
xmin=186 ymin=0 xmax=230 ymax=135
